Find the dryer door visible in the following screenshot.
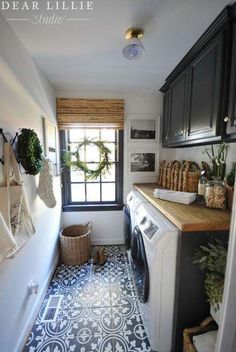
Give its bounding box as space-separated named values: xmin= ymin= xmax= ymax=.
xmin=124 ymin=205 xmax=132 ymax=249
xmin=131 ymin=226 xmax=149 ymax=303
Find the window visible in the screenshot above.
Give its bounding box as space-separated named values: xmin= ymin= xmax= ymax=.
xmin=60 ymin=128 xmax=124 ymax=211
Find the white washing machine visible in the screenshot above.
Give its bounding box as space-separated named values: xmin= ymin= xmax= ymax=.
xmin=130 ymin=202 xmax=179 ymax=352
xmin=124 ymin=190 xmax=149 ymax=249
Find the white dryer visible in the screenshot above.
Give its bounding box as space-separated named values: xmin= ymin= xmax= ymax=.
xmin=130 ymin=202 xmax=179 ymax=352
xmin=124 ymin=190 xmax=149 ymax=249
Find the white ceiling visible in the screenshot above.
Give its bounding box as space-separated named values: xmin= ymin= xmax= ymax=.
xmin=1 ymin=0 xmax=231 ymax=93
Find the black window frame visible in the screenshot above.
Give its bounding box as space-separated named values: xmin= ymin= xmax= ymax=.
xmin=60 ymin=129 xmax=124 ymax=212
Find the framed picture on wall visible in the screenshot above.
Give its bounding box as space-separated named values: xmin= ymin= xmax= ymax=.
xmin=42 ymin=117 xmax=58 ymax=170
xmin=128 ymin=117 xmax=158 ymax=142
xmin=128 ymin=151 xmax=157 ymax=174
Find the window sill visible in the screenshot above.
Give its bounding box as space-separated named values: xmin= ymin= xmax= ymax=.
xmin=62 ymin=204 xmax=124 ymax=212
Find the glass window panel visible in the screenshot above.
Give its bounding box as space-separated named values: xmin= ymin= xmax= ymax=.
xmin=102 ymin=183 xmax=116 ymax=202
xmin=85 ymin=129 xmax=100 ymax=140
xmin=87 ymin=183 xmax=100 ymax=202
xmin=101 ymin=129 xmax=115 ymax=142
xmin=71 ymin=170 xmax=85 ymax=182
xmin=86 ymin=163 xmax=100 ymax=182
xmin=69 ymin=144 xmax=85 ymax=162
xmin=105 ymin=143 xmax=116 ymax=161
xmin=86 ymin=144 xmax=100 ymax=162
xmin=102 ymin=164 xmax=115 ymax=182
xmin=71 ymin=184 xmax=85 ymax=202
xmin=69 ymin=129 xmax=84 ymax=142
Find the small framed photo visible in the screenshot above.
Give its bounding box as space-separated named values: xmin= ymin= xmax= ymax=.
xmin=128 ymin=151 xmax=157 ymax=174
xmin=128 ymin=118 xmax=158 ymax=141
xmin=42 ymin=117 xmax=59 ymax=171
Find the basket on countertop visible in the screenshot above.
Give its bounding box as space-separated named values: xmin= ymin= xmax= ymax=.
xmin=182 ymin=161 xmax=200 ymax=193
xmin=60 ymin=222 xmax=92 ymax=265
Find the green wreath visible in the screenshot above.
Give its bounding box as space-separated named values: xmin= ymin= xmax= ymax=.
xmin=63 ymin=139 xmax=112 ymax=180
xmin=17 ymin=128 xmax=43 ymax=175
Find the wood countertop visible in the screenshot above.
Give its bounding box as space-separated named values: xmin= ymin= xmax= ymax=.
xmin=134 ymin=183 xmax=231 ymax=232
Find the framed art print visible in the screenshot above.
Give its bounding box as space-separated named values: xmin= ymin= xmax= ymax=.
xmin=42 ymin=117 xmax=58 ymax=167
xmin=128 ymin=151 xmax=157 ymax=175
xmin=128 ymin=118 xmax=158 ymax=142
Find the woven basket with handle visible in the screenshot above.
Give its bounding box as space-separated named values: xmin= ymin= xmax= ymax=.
xmin=60 ymin=222 xmax=92 ymax=265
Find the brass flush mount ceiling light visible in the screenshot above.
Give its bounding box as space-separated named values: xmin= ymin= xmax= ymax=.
xmin=123 ymin=27 xmax=145 ymax=60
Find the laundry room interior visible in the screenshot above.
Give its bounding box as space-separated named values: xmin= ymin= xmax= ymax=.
xmin=0 ymin=1 xmax=236 ymax=352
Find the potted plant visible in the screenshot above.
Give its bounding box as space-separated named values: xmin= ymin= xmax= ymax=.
xmin=226 ymin=162 xmax=236 ymax=210
xmin=193 ymin=239 xmax=228 ymax=324
xmin=203 ymin=143 xmax=229 ymax=180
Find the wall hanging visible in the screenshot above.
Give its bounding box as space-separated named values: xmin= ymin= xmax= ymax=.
xmin=42 ymin=117 xmax=60 ymax=176
xmin=0 ymin=143 xmax=35 ymax=258
xmin=17 ymin=128 xmax=43 ymax=175
xmin=37 ymin=158 xmax=57 ymax=208
xmin=63 ymin=139 xmax=112 ymax=180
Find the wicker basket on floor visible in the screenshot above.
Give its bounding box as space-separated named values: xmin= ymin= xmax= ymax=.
xmin=183 ymin=316 xmax=218 ymax=352
xmin=60 ymin=222 xmax=92 ymax=265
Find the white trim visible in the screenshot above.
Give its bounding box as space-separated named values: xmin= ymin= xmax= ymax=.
xmin=14 ymin=252 xmax=60 ymax=352
xmin=91 ymin=238 xmax=124 ymax=246
xmin=216 ymin=180 xmax=236 ymax=352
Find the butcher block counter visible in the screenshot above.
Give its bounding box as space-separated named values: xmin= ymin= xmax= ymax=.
xmin=134 ymin=183 xmax=231 ymax=232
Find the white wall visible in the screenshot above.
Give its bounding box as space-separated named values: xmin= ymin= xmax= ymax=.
xmin=0 ymin=13 xmax=61 ymax=352
xmin=58 ymin=90 xmax=162 ymax=244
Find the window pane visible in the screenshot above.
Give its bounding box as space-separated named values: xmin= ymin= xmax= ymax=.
xmin=85 ymin=163 xmax=100 ymax=183
xmin=71 ymin=184 xmax=85 ymax=202
xmin=105 ymin=143 xmax=116 ymax=161
xmin=85 ymin=129 xmax=100 ymax=140
xmin=87 ymin=184 xmax=100 ymax=202
xmin=69 ymin=129 xmax=84 ymax=142
xmin=101 ymin=129 xmax=115 ymax=142
xmin=69 ymin=144 xmax=85 ymax=162
xmin=102 ymin=183 xmax=115 ymax=201
xmin=102 ymin=164 xmax=115 ymax=182
xmin=71 ymin=170 xmax=84 ymax=182
xmin=86 ymin=144 xmax=100 ymax=162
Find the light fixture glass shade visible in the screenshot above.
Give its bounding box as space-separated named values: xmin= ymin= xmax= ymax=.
xmin=123 ymin=37 xmax=145 ymax=60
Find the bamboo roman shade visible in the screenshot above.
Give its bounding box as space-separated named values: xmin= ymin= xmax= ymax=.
xmin=57 ymin=98 xmax=124 ymax=129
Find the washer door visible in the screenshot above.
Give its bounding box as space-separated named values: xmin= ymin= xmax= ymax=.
xmin=124 ymin=205 xmax=132 ymax=249
xmin=131 ymin=225 xmax=149 ymax=303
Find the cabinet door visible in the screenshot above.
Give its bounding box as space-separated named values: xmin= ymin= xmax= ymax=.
xmin=162 ymin=91 xmax=170 ymax=146
xmin=226 ymin=24 xmax=236 ymax=136
xmin=186 ymin=32 xmax=224 ymax=141
xmin=168 ymin=69 xmax=188 ymax=145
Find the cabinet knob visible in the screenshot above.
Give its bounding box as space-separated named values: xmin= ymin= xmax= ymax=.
xmin=224 ymin=116 xmax=230 ymax=122
xmin=165 ymin=135 xmax=168 ymax=140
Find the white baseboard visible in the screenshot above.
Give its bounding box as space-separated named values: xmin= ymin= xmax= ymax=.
xmin=15 ymin=251 xmax=60 ymax=352
xmin=91 ymin=238 xmax=124 ymax=245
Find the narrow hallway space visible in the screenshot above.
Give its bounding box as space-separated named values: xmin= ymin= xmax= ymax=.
xmin=24 ymin=246 xmax=152 ymax=352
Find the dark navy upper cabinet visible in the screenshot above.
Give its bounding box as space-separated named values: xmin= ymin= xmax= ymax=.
xmin=160 ymin=3 xmax=236 ymax=147
xmin=226 ymin=23 xmax=236 ymax=138
xmin=168 ymin=69 xmax=188 ymax=145
xmin=186 ymin=33 xmax=224 ymax=142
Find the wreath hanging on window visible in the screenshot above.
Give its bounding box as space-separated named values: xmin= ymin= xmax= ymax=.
xmin=63 ymin=139 xmax=112 ymax=180
xmin=17 ymin=128 xmax=43 ymax=175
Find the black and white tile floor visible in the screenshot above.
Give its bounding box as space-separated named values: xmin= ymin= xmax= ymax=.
xmin=24 ymin=245 xmax=152 ymax=352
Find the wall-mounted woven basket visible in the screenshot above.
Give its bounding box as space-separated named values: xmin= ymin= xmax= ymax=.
xmin=60 ymin=222 xmax=92 ymax=265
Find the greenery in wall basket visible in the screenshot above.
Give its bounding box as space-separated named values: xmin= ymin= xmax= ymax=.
xmin=17 ymin=128 xmax=43 ymax=175
xmin=193 ymin=239 xmax=228 ymax=310
xmin=63 ymin=138 xmax=112 ymax=180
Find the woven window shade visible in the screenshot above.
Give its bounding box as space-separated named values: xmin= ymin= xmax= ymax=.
xmin=57 ymin=98 xmax=124 ymax=129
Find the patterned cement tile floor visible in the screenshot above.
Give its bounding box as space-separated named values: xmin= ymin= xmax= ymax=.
xmin=24 ymin=245 xmax=152 ymax=352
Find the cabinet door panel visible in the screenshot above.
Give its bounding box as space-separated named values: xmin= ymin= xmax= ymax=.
xmin=168 ymin=70 xmax=188 ymax=145
xmin=226 ymin=24 xmax=236 ymax=135
xmin=186 ymin=32 xmax=223 ymax=141
xmin=162 ymin=91 xmax=170 ymax=146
